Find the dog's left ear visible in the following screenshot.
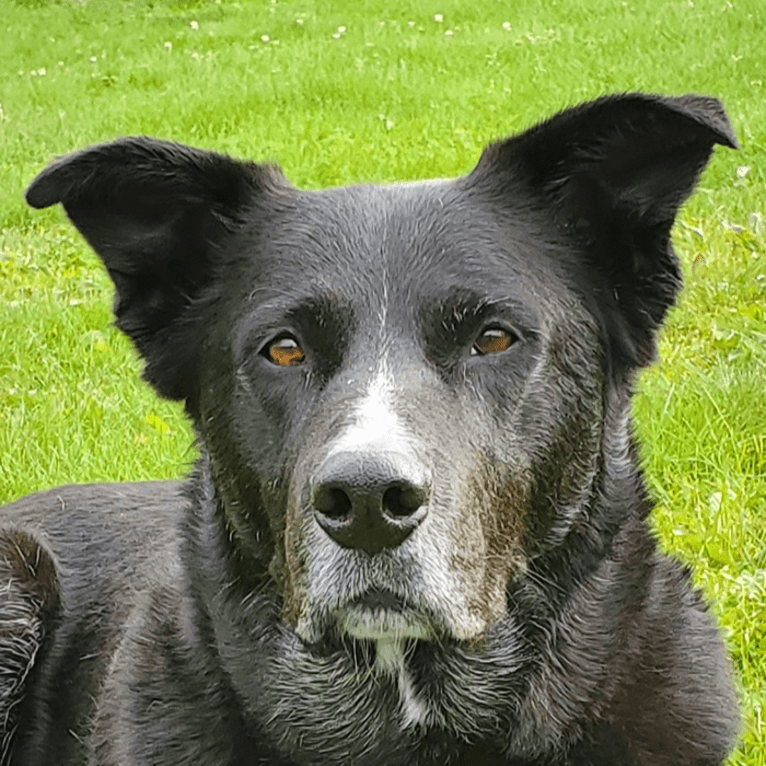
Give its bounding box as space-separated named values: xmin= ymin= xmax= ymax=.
xmin=473 ymin=93 xmax=738 ymax=365
xmin=26 ymin=137 xmax=288 ymax=402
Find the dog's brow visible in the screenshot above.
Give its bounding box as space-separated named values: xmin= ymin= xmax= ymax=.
xmin=233 ymin=293 xmax=353 ymax=357
xmin=433 ymin=288 xmax=539 ymax=334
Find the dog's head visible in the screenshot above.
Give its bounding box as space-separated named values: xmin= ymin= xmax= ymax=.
xmin=27 ymin=95 xmax=735 ymax=665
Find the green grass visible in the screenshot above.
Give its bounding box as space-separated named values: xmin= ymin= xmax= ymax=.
xmin=1 ymin=0 xmax=764 ymax=761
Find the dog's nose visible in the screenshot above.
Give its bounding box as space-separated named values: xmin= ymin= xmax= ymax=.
xmin=310 ymin=451 xmax=429 ymax=555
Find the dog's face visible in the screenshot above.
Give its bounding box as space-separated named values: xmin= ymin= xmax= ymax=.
xmin=26 ymin=94 xmax=736 ymax=674
xmin=194 ymin=179 xmax=608 ymax=655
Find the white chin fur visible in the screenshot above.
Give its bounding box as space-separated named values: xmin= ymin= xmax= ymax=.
xmin=338 ymin=605 xmax=431 ymax=643
xmin=338 ymin=608 xmax=435 ymax=728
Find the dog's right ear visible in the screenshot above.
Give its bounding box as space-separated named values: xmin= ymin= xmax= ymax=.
xmin=26 ymin=137 xmax=289 ymax=402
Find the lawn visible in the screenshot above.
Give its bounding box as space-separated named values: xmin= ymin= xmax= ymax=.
xmin=1 ymin=0 xmax=764 ymax=761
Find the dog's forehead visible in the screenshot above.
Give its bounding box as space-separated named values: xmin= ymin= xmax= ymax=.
xmin=240 ymin=177 xmax=568 ymax=316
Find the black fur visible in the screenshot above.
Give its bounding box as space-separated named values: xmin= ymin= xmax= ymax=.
xmin=2 ymin=93 xmax=739 ymax=765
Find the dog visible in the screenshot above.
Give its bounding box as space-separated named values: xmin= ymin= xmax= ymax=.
xmin=1 ymin=93 xmax=739 ymax=765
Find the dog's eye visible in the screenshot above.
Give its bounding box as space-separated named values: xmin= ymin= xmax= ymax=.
xmin=264 ymin=335 xmax=305 ymax=366
xmin=471 ymin=327 xmax=516 ymax=357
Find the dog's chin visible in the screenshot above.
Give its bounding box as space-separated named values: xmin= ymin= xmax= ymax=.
xmin=335 ymin=600 xmax=433 ymax=675
xmin=337 ymin=602 xmax=432 ymax=643
xmin=296 ymin=589 xmax=437 ymax=668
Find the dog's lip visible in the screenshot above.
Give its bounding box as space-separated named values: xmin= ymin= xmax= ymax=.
xmin=334 ymin=588 xmax=432 ymax=641
xmin=350 ymin=588 xmax=407 ymax=611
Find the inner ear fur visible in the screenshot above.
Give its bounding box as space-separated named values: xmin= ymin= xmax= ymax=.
xmin=26 ymin=137 xmax=291 ymax=402
xmin=471 ymin=93 xmax=738 ymax=366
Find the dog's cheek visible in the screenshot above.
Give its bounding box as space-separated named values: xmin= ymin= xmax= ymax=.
xmin=451 ymin=460 xmax=532 ymax=629
xmin=521 ymin=326 xmax=606 ymax=550
xmin=198 ymin=344 xmax=315 ymax=559
xmin=279 ymin=490 xmax=313 ymax=629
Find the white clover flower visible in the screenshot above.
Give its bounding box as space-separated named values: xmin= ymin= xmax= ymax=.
xmin=261 ymin=34 xmax=270 ymax=42
xmin=190 ymin=20 xmax=199 ymax=30
xmin=434 ymin=13 xmax=443 ymax=22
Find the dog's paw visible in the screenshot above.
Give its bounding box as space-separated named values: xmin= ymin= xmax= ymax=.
xmin=0 ymin=528 xmax=60 ymax=763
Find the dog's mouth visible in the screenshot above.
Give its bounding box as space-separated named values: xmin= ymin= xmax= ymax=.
xmin=335 ymin=588 xmax=432 ymax=642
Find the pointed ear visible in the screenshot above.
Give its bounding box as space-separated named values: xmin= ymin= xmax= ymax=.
xmin=473 ymin=93 xmax=738 ymax=365
xmin=26 ymin=137 xmax=290 ymax=401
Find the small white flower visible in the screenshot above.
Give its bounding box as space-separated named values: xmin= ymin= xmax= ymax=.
xmin=332 ymin=33 xmax=340 ymax=39
xmin=90 ymin=56 xmax=97 ymax=63
xmin=444 ymin=29 xmax=453 ymax=37
xmin=164 ymin=41 xmax=172 ymax=51
xmin=261 ymin=34 xmax=270 ymax=42
xmin=38 ymin=67 xmax=47 ymax=75
xmin=190 ymin=20 xmax=199 ymax=30
xmin=408 ymin=21 xmax=415 ymax=27
xmin=337 ymin=25 xmax=347 ymax=33
xmin=502 ymin=21 xmax=512 ymax=30
xmin=296 ymin=18 xmax=304 ymax=25
xmin=434 ymin=13 xmax=443 ymax=22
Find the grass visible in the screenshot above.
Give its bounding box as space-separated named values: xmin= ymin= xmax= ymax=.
xmin=1 ymin=0 xmax=764 ymax=761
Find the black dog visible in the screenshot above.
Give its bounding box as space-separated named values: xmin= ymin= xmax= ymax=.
xmin=1 ymin=93 xmax=739 ymax=765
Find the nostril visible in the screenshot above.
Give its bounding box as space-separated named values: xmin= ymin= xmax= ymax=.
xmin=382 ymin=483 xmax=429 ymax=518
xmin=313 ymin=486 xmax=352 ymax=519
xmin=310 ymin=451 xmax=430 ymax=553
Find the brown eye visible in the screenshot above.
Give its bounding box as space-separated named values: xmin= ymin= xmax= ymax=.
xmin=471 ymin=327 xmax=516 ymax=356
xmin=265 ymin=335 xmax=305 ymax=366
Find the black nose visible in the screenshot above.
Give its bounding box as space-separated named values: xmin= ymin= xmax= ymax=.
xmin=310 ymin=451 xmax=430 ymax=555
